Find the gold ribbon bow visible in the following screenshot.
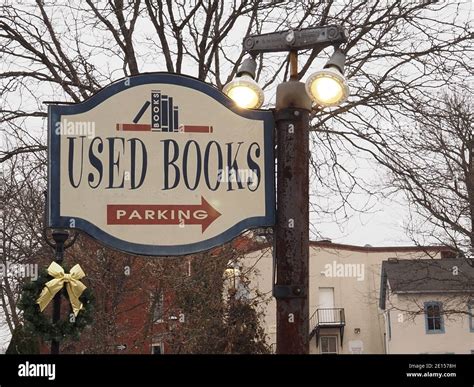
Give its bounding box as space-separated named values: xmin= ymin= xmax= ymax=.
xmin=36 ymin=262 xmax=87 ymax=317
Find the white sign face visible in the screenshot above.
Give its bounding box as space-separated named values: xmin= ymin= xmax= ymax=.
xmin=48 ymin=73 xmax=274 ymax=255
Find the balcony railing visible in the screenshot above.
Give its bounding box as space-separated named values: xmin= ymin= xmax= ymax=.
xmin=309 ymin=308 xmax=345 ymax=346
xmin=313 ymin=308 xmax=345 ymax=326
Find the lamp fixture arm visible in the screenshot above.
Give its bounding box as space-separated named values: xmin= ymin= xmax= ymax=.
xmin=243 ymin=25 xmax=347 ymax=55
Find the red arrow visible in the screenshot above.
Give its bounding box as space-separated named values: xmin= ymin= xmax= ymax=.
xmin=107 ymin=196 xmax=221 ymax=232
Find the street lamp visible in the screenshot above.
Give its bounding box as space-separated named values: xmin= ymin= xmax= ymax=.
xmin=224 ymin=41 xmax=349 ymax=109
xmin=223 ymin=26 xmax=349 ymax=354
xmin=224 ymin=262 xmax=241 ymax=292
xmin=305 ymin=47 xmax=349 ymax=107
xmin=222 ymin=57 xmax=264 ymax=109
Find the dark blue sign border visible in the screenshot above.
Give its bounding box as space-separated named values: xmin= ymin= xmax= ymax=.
xmin=48 ymin=72 xmax=275 ymax=256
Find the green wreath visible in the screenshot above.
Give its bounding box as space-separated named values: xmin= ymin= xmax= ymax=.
xmin=19 ymin=267 xmax=94 ymax=342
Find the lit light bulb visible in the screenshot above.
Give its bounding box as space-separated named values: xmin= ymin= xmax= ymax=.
xmin=305 ymin=67 xmax=349 ymax=107
xmin=223 ymin=74 xmax=264 ymax=109
xmin=226 ymin=85 xmax=260 ymax=109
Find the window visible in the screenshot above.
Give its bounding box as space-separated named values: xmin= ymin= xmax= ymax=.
xmin=424 ymin=302 xmax=444 ymax=334
xmin=320 ymin=336 xmax=338 ymax=354
xmin=151 ymin=343 xmax=163 ymax=354
xmin=153 ymin=292 xmax=164 ymax=323
xmin=468 ymin=300 xmax=474 ymax=332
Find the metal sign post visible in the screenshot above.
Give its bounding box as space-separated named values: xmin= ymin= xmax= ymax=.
xmin=42 ymin=227 xmax=77 ymax=355
xmin=237 ymin=26 xmax=347 ymax=354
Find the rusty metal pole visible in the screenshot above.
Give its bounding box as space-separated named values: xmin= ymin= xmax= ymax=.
xmin=274 ymin=52 xmax=312 ymax=354
xmin=50 ymin=230 xmax=69 ymax=354
xmin=230 ymin=26 xmax=347 ymax=353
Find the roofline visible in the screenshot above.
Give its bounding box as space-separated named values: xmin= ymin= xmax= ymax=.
xmin=241 ymin=240 xmax=455 ymax=255
xmin=311 ymin=241 xmax=454 ymax=254
xmin=392 ymin=289 xmax=474 ymax=294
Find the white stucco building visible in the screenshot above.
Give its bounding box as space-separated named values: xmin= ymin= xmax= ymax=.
xmin=380 ymin=258 xmax=474 ymax=354
xmin=243 ymin=240 xmax=465 ymax=354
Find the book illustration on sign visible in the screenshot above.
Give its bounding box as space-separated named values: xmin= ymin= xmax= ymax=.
xmin=115 ymin=90 xmax=213 ymax=133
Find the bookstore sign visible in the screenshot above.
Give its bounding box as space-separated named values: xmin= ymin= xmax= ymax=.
xmin=47 ymin=73 xmax=275 ymax=256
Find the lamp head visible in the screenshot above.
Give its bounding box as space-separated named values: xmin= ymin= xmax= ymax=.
xmin=223 ymin=57 xmax=264 ymax=109
xmin=305 ymin=47 xmax=349 ymax=107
